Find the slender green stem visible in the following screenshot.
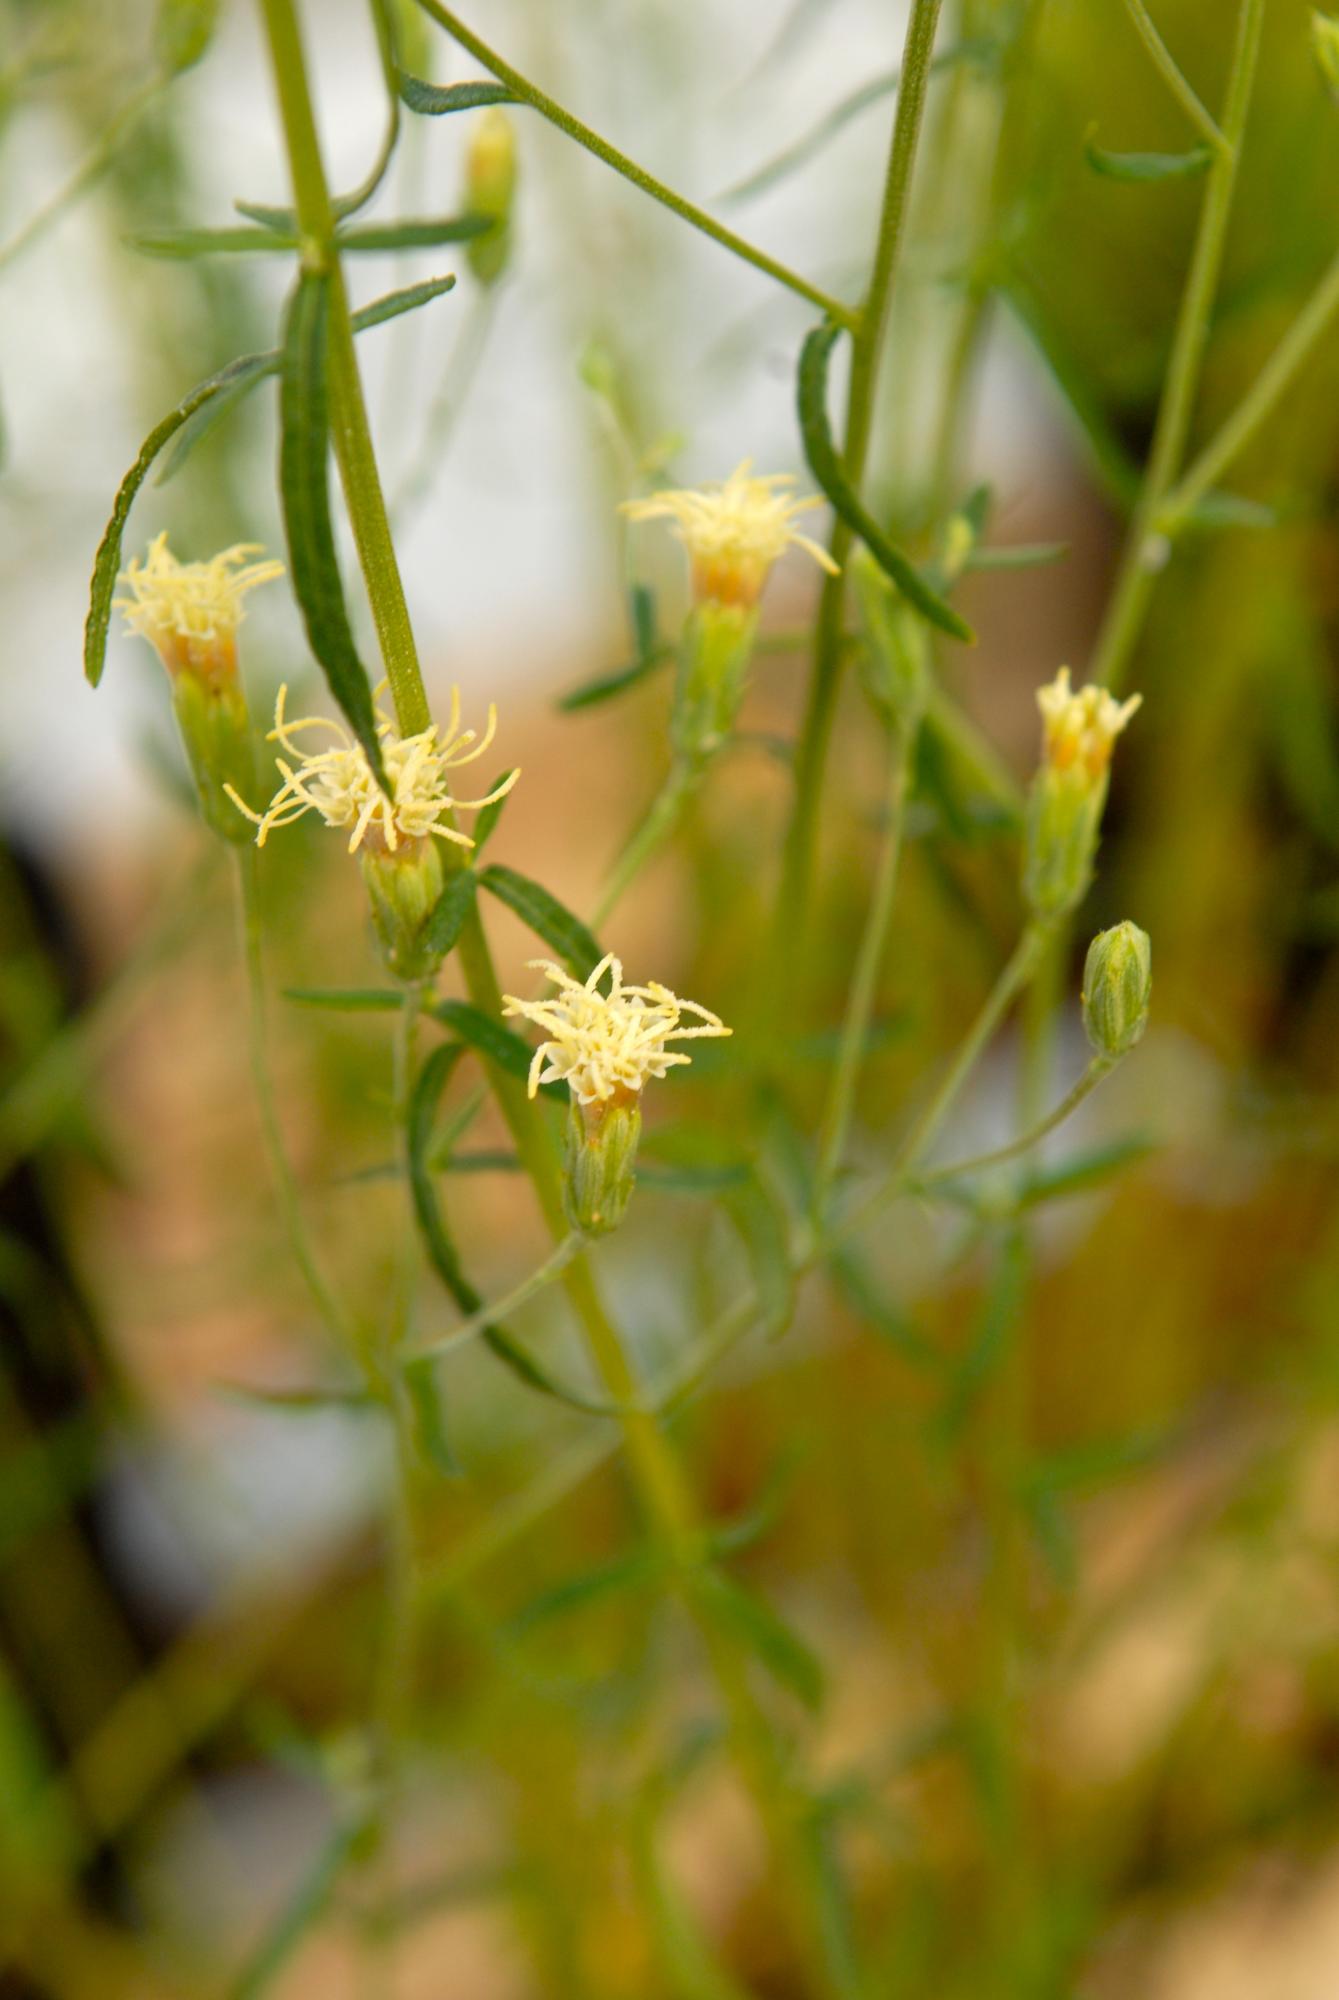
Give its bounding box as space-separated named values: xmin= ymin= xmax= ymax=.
xmin=234 ymin=848 xmax=348 ymax=1342
xmin=1159 ymin=246 xmax=1339 ymax=535
xmin=1117 ymin=0 xmax=1229 ymax=155
xmin=1088 ymin=0 xmax=1265 ymax=692
xmin=911 ymin=1055 xmax=1115 ymax=1190
xmin=774 ymin=0 xmax=946 ymax=940
xmin=0 ymin=74 xmax=165 ymax=273
xmin=814 ymin=721 xmax=915 ymax=1210
xmin=257 ymin=0 xmax=432 ymax=736
xmin=410 ymin=0 xmax=858 ymax=329
xmin=591 ymin=759 xmax=698 ymax=931
xmin=408 ymin=1233 xmax=583 ymax=1363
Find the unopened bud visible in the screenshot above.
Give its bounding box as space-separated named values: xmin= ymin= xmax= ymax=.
xmin=360 ymin=836 xmax=448 ymax=983
xmin=171 ymin=670 xmax=255 ymax=844
xmin=1313 ymin=11 xmax=1339 ymax=96
xmin=672 ymin=599 xmax=758 ymax=764
xmin=564 ymin=1094 xmax=641 ymax=1236
xmin=464 ymin=109 xmax=517 ymax=286
xmin=1082 ymin=921 xmax=1151 ymax=1060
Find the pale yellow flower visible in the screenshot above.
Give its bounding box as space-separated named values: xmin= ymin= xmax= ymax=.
xmin=503 ymin=955 xmax=731 ymax=1105
xmin=1037 ymin=668 xmax=1141 ymax=780
xmin=622 ymin=459 xmax=838 ymax=607
xmin=115 ymin=533 xmax=283 ymax=677
xmin=226 ymin=684 xmax=517 ymax=853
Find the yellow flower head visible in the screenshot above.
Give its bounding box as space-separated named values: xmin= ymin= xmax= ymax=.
xmin=226 ymin=684 xmax=518 ymax=854
xmin=503 ymin=955 xmax=731 ymax=1106
xmin=1037 ymin=668 xmax=1141 ymax=780
xmin=115 ymin=533 xmax=284 ymax=678
xmin=622 ymin=460 xmax=839 ymax=608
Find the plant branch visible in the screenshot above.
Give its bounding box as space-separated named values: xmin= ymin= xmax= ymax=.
xmin=1117 ymin=0 xmax=1228 ymax=155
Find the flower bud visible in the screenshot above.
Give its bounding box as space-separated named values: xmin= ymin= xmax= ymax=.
xmin=1082 ymin=921 xmax=1152 ymax=1060
xmin=1313 ymin=11 xmax=1339 ymax=97
xmin=1023 ymin=669 xmax=1141 ymax=919
xmin=671 ymin=599 xmax=758 ymax=764
xmin=564 ymin=1094 xmax=642 ymax=1236
xmin=464 ymin=109 xmax=517 ymax=286
xmin=359 ymin=836 xmax=448 ymax=984
xmin=171 ymin=670 xmax=256 ymax=844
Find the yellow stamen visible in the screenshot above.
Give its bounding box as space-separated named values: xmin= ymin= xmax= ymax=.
xmin=503 ymin=956 xmax=731 ymax=1105
xmin=622 ymin=459 xmax=839 ymax=607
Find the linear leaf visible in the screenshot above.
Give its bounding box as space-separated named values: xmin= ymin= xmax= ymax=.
xmin=432 ymin=998 xmax=563 ymax=1096
xmin=127 ymin=224 xmax=297 ymax=257
xmin=421 ymin=867 xmax=477 ymax=961
xmin=408 ymin=1045 xmax=602 ymax=1407
xmin=797 ymin=321 xmax=973 ymax=642
xmin=283 ymin=986 xmax=404 ymax=1011
xmin=278 ymin=270 xmax=386 ymax=785
xmin=339 ymin=215 xmax=489 ymax=251
xmin=1084 ymin=136 xmax=1212 ymax=182
xmin=471 ymin=769 xmax=518 ymax=852
xmin=701 ymin=1571 xmax=824 ymax=1712
xmin=556 ymin=645 xmax=672 ymax=713
xmin=397 ymin=70 xmax=520 ymax=115
xmin=508 ymin=1548 xmax=658 ymax=1636
xmin=232 ymin=1818 xmax=362 ymax=2000
xmin=965 ymin=540 xmax=1069 ymax=572
xmin=478 ymin=865 xmax=605 ymax=980
xmin=724 ymin=1173 xmax=794 ymax=1340
xmin=403 ymin=1357 xmax=462 ymax=1476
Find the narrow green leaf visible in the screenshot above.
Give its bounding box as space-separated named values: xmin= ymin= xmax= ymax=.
xmin=232 ymin=1818 xmax=362 ymax=2000
xmin=797 ymin=321 xmax=973 ymax=642
xmin=219 ymin=1382 xmax=376 ymax=1412
xmin=471 ymin=769 xmax=517 ymax=852
xmin=339 ymin=214 xmax=489 ymax=251
xmin=508 ymin=1548 xmax=658 ymax=1636
xmin=278 ymin=271 xmax=386 ymax=786
xmin=408 ymin=1046 xmax=599 ymax=1407
xmin=1181 ymin=489 xmax=1278 ymax=531
xmin=1084 ymin=136 xmax=1212 ymax=182
xmin=234 ymin=199 xmax=297 ymax=233
xmin=397 ymin=71 xmax=520 ymax=115
xmin=352 ymin=272 xmax=459 ymax=334
xmin=403 ymin=1357 xmax=462 ymax=1476
xmin=965 ymin=540 xmax=1069 ymax=572
xmin=936 ymin=1227 xmax=1028 ymax=1442
xmin=556 ymin=645 xmax=672 ymax=713
xmin=421 ymin=868 xmax=477 ymax=961
xmin=478 ymin=865 xmax=605 ymax=980
xmin=702 ymin=1571 xmax=825 ymax=1712
xmin=127 ymin=224 xmax=297 ymax=258
xmin=283 ymin=986 xmax=404 ymax=1012
xmin=827 ymin=1243 xmax=944 ymax=1373
xmin=1016 ymin=1133 xmax=1155 ymax=1208
xmin=724 ymin=1173 xmax=795 ymax=1339
xmin=432 ymin=998 xmax=563 ymax=1095
xmin=1001 ymin=277 xmax=1142 ymax=508
xmin=155 ymin=0 xmax=219 ymax=75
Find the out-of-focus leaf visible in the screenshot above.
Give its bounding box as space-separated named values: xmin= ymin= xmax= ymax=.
xmin=965 ymin=540 xmax=1069 ymax=572
xmin=155 ymin=0 xmax=218 ymax=75
xmin=1180 ymin=489 xmax=1278 ymax=531
xmin=1084 ymin=135 xmax=1212 ymax=181
xmin=404 ymin=1357 xmax=462 ymax=1476
xmin=1016 ymin=1134 xmax=1155 ymax=1208
xmin=936 ymin=1227 xmax=1028 ymax=1441
xmin=508 ymin=1548 xmax=659 ymax=1636
xmin=798 ymin=320 xmax=973 ymax=642
xmin=478 ymin=866 xmax=605 ymax=980
xmin=283 ymin=986 xmax=404 ymax=1011
xmin=558 ymin=584 xmax=671 ymax=712
xmin=231 ymin=1817 xmax=363 ymax=2000
xmin=127 ymin=224 xmax=296 ymax=257
xmin=397 ymin=71 xmax=520 ymax=115
xmin=701 ymin=1570 xmax=825 ymax=1712
xmin=724 ymin=1173 xmax=795 ymax=1339
xmin=1001 ymin=278 xmax=1142 ymax=507
xmin=278 ymin=270 xmax=386 ymax=786
xmin=828 ymin=1243 xmax=944 ymax=1373
xmin=218 ymin=1383 xmax=376 ymax=1412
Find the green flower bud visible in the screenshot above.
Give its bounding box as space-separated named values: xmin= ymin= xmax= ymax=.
xmin=359 ymin=836 xmax=448 ymax=983
xmin=1313 ymin=11 xmax=1339 ymax=97
xmin=1082 ymin=921 xmax=1152 ymax=1060
xmin=671 ymin=599 xmax=758 ymax=764
xmin=564 ymin=1094 xmax=642 ymax=1236
xmin=464 ymin=109 xmax=517 ymax=286
xmin=171 ymin=668 xmax=255 ymax=844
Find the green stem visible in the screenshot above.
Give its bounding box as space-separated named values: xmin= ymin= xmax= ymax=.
xmin=1158 ymin=245 xmax=1339 ymax=535
xmin=1117 ymin=0 xmax=1229 ymax=154
xmin=1088 ymin=0 xmax=1265 ymax=693
xmin=814 ymin=720 xmax=915 ymax=1211
xmin=410 ymin=0 xmax=858 ymax=329
xmin=257 ymin=0 xmax=431 ymax=736
xmin=911 ymin=1054 xmax=1115 ymax=1190
xmin=774 ymin=0 xmax=946 ymax=939
xmin=591 ymin=759 xmax=698 ymax=932
xmin=234 ymin=847 xmax=348 ymax=1342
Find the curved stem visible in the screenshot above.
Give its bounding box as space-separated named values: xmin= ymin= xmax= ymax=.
xmin=234 ymin=847 xmax=347 ymax=1342
xmin=814 ymin=720 xmax=914 ymax=1211
xmin=408 ymin=1232 xmax=583 ymax=1363
xmin=1088 ymin=0 xmax=1265 ymax=693
xmin=1117 ymin=0 xmax=1228 ymax=155
xmin=1158 ymin=245 xmax=1339 ymax=536
xmin=591 ymin=759 xmax=698 ymax=932
xmin=409 ymin=0 xmax=858 ymax=329
xmin=911 ymin=1054 xmax=1115 ymax=1191
xmin=773 ymin=0 xmax=946 ymax=943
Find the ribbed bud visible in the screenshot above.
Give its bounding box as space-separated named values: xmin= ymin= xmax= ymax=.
xmin=171 ymin=668 xmax=255 ymax=845
xmin=564 ymin=1094 xmax=641 ymax=1236
xmin=1082 ymin=921 xmax=1152 ymax=1060
xmin=671 ymin=599 xmax=759 ymax=764
xmin=1023 ymin=763 xmax=1109 ymax=918
xmin=359 ymin=836 xmax=448 ymax=983
xmin=464 ymin=109 xmax=517 ymax=286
